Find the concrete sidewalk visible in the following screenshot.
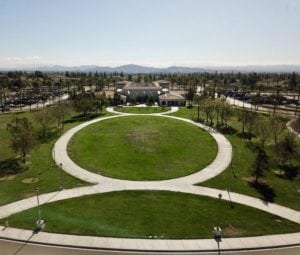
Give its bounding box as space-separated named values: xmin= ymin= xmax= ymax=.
xmin=0 ymin=108 xmax=299 ymax=254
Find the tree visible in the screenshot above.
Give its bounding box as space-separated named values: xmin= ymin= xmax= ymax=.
xmin=202 ymin=99 xmax=215 ymax=126
xmin=278 ymin=134 xmax=299 ymax=167
xmin=7 ymin=118 xmax=37 ymax=163
xmin=51 ymin=101 xmax=70 ymax=132
xmin=251 ymin=146 xmax=268 ymax=183
xmin=254 ymin=118 xmax=271 ymax=148
xmin=186 ymin=87 xmax=195 ymax=103
xmin=288 ymin=72 xmax=297 ymax=90
xmin=244 ymin=111 xmax=257 ymax=140
xmin=237 ymin=108 xmax=246 ymax=133
xmin=35 ymin=107 xmax=56 ymax=139
xmin=269 ymin=115 xmax=285 ymax=149
xmin=72 ymin=92 xmax=97 ymax=118
xmin=220 ymin=101 xmax=232 ymax=128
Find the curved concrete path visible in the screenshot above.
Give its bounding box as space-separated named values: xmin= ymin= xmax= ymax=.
xmin=0 ymin=107 xmax=299 ymax=254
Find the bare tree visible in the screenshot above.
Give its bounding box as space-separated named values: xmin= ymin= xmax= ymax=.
xmin=269 ymin=114 xmax=285 ymax=149
xmin=254 ymin=118 xmax=271 ymax=148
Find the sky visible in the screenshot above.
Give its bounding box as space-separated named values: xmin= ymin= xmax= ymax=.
xmin=0 ymin=0 xmax=300 ymax=68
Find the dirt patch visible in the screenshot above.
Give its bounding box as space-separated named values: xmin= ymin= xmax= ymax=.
xmin=23 ymin=192 xmax=36 ymax=198
xmin=0 ymin=175 xmax=17 ymax=181
xmin=22 ymin=178 xmax=39 ymax=184
xmin=124 ymin=126 xmax=160 ymax=152
xmin=223 ymin=225 xmax=246 ymax=237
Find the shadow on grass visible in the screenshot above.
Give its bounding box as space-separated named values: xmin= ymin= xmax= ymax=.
xmin=217 ymin=125 xmax=238 ymax=135
xmin=64 ymin=112 xmax=105 ymax=124
xmin=238 ymin=132 xmax=256 ymax=141
xmin=248 ymin=180 xmax=276 ymax=203
xmin=0 ymin=158 xmax=26 ymax=177
xmin=279 ymin=165 xmax=299 ymax=181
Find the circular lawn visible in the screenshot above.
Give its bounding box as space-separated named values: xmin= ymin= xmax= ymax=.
xmin=67 ymin=116 xmax=218 ymax=180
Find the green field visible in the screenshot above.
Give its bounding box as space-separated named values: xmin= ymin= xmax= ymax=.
xmin=68 ymin=116 xmax=217 ymax=180
xmin=2 ymin=191 xmax=299 ymax=238
xmin=114 ymin=106 xmax=170 ymax=114
xmin=170 ymin=107 xmax=300 ymax=210
xmin=0 ymin=109 xmax=117 ymax=205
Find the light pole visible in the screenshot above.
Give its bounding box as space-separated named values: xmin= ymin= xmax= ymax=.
xmin=35 ymin=187 xmax=44 ymax=230
xmin=36 ymin=187 xmax=41 ymax=222
xmin=59 ymin=163 xmax=63 ymax=190
xmin=213 ymin=193 xmax=222 ymax=242
xmin=197 ymin=93 xmax=200 ymax=122
xmin=217 ymin=193 xmax=222 ymax=228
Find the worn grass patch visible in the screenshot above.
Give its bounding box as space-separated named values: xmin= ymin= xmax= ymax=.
xmin=114 ymin=107 xmax=170 ymax=114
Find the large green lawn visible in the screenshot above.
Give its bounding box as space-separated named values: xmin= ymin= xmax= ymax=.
xmin=170 ymin=107 xmax=300 ymax=210
xmin=114 ymin=106 xmax=170 ymax=114
xmin=68 ymin=116 xmax=218 ymax=180
xmin=0 ymin=109 xmax=115 ymax=205
xmin=2 ymin=191 xmax=299 ymax=238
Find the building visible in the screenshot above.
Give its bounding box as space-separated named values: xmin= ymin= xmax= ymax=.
xmin=115 ymin=80 xmax=185 ymax=106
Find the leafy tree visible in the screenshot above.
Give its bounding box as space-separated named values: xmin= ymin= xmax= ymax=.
xmin=237 ymin=108 xmax=247 ymax=133
xmin=186 ymin=87 xmax=195 ymax=102
xmin=251 ymin=146 xmax=268 ymax=183
xmin=7 ymin=118 xmax=37 ymax=163
xmin=254 ymin=118 xmax=271 ymax=148
xmin=202 ymin=99 xmax=215 ymax=126
xmin=51 ymin=101 xmax=70 ymax=132
xmin=35 ymin=107 xmax=56 ymax=139
xmin=72 ymin=92 xmax=97 ymax=118
xmin=269 ymin=115 xmax=285 ymax=149
xmin=220 ymin=101 xmax=232 ymax=128
xmin=288 ymin=72 xmax=297 ymax=90
xmin=244 ymin=111 xmax=257 ymax=140
xmin=278 ymin=134 xmax=299 ymax=167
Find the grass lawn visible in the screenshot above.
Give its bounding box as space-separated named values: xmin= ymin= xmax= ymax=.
xmin=114 ymin=106 xmax=171 ymax=114
xmin=0 ymin=109 xmax=114 ymax=205
xmin=68 ymin=116 xmax=218 ymax=180
xmin=2 ymin=191 xmax=299 ymax=238
xmin=170 ymin=107 xmax=300 ymax=210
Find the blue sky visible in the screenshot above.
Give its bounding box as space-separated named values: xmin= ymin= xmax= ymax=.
xmin=1 ymin=0 xmax=300 ymax=67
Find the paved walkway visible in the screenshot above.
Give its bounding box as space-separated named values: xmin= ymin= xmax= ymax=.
xmin=0 ymin=107 xmax=299 ymax=253
xmin=287 ymin=118 xmax=300 ymax=137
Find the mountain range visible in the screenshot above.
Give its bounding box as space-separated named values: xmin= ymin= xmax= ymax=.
xmin=1 ymin=64 xmax=300 ymax=73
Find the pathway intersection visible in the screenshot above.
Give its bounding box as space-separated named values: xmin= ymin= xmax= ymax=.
xmin=0 ymin=106 xmax=299 ymax=253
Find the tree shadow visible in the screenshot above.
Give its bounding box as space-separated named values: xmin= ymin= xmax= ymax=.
xmin=248 ymin=180 xmax=276 ymax=202
xmin=0 ymin=158 xmax=26 ymax=177
xmin=279 ymin=165 xmax=299 ymax=181
xmin=238 ymin=132 xmax=255 ymax=141
xmin=63 ymin=112 xmax=104 ymax=124
xmin=217 ymin=125 xmax=238 ymax=135
xmin=36 ymin=128 xmax=60 ymax=143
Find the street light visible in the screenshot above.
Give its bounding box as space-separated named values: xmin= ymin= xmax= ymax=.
xmin=59 ymin=163 xmax=63 ymax=190
xmin=213 ymin=193 xmax=222 ymax=242
xmin=35 ymin=187 xmax=44 ymax=230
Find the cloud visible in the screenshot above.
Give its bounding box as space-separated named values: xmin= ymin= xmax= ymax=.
xmin=0 ymin=56 xmax=42 ymax=68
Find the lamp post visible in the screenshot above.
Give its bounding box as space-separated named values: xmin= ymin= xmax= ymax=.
xmin=35 ymin=187 xmax=44 ymax=230
xmin=59 ymin=163 xmax=63 ymax=190
xmin=36 ymin=187 xmax=41 ymax=222
xmin=197 ymin=93 xmax=201 ymax=122
xmin=217 ymin=193 xmax=222 ymax=228
xmin=213 ymin=193 xmax=223 ymax=242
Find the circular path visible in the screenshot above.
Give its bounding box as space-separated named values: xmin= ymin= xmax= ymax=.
xmin=0 ymin=106 xmax=299 ymax=254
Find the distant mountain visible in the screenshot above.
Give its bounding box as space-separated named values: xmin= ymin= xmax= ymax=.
xmin=1 ymin=64 xmax=300 ymax=73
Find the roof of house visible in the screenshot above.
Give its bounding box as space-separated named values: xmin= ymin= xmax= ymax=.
xmin=123 ymin=82 xmax=160 ymax=90
xmin=159 ymin=92 xmax=185 ymax=100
